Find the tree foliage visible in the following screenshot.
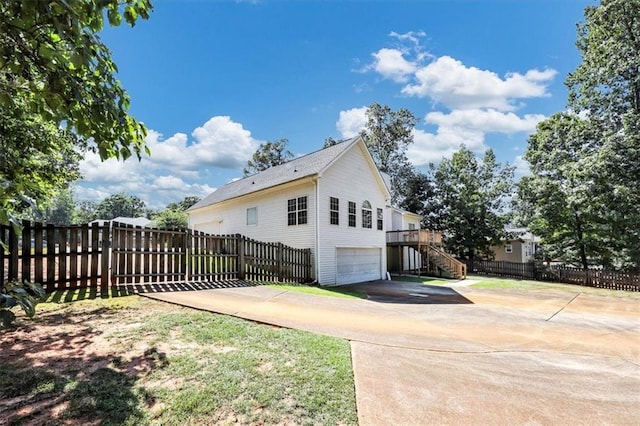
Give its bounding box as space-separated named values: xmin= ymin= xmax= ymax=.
xmin=322 ymin=137 xmax=340 ymax=148
xmin=244 ymin=139 xmax=294 ymax=176
xmin=519 ymin=0 xmax=640 ymax=270
xmin=1 ymin=281 xmax=46 ymax=329
xmin=518 ymin=113 xmax=607 ymax=269
xmin=153 ymin=196 xmax=200 ymax=229
xmin=93 ymin=193 xmax=147 ymax=220
xmin=153 ymin=209 xmax=187 ymax=230
xmin=0 ymin=0 xmax=153 ymax=228
xmin=426 ymin=146 xmax=514 ymax=262
xmin=359 ymin=103 xmax=419 ymax=207
xmin=0 ymin=106 xmax=81 ymax=225
xmin=30 ymin=188 xmax=76 ymax=225
xmin=166 ymin=196 xmax=201 ymax=212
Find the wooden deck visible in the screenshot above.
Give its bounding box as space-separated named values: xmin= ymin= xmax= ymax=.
xmin=386 ymin=229 xmax=442 ymax=246
xmin=386 ymin=229 xmax=466 ymax=279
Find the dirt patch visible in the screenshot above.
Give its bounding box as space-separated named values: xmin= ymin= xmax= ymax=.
xmin=0 ymin=297 xmax=179 ymax=425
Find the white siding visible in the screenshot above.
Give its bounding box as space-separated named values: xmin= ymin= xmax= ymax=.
xmin=317 ymin=143 xmax=388 ymax=286
xmin=188 ymin=180 xmax=317 ymax=277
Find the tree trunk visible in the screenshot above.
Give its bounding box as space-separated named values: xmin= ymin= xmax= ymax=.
xmin=574 ymin=212 xmax=589 ymax=270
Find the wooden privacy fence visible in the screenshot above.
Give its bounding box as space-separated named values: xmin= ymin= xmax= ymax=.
xmin=1 ymin=222 xmax=109 ymax=291
xmin=467 ymin=260 xmax=640 ymax=292
xmin=2 ymin=221 xmax=313 ymax=291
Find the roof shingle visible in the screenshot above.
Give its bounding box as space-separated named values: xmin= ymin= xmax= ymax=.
xmin=189 ymin=137 xmax=359 ymax=211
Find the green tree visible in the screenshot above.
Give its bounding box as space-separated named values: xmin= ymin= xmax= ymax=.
xmin=397 ymin=169 xmax=432 ymax=215
xmin=166 ymin=196 xmax=201 ymax=211
xmin=359 ymin=103 xmax=418 ymax=206
xmin=322 ymin=136 xmax=340 ymax=148
xmin=73 ymin=200 xmax=98 ymax=224
xmin=0 ymin=0 xmax=153 ymax=227
xmin=41 ymin=188 xmax=76 ymax=225
xmin=426 ymin=146 xmax=514 ymax=263
xmin=153 ymin=209 xmax=187 ymax=230
xmin=153 ymin=196 xmax=201 ymax=229
xmin=518 ymin=113 xmax=607 ymax=269
xmin=519 ymin=0 xmax=640 ymax=270
xmin=244 ymin=139 xmax=293 ymax=176
xmin=0 ymin=105 xmax=81 ymax=225
xmin=94 ymin=193 xmax=146 ymax=220
xmin=568 ymin=0 xmax=640 ymax=270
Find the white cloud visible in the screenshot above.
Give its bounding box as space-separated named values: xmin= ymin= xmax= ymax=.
xmin=402 ymin=56 xmax=556 ymax=111
xmin=371 ymin=48 xmax=417 ymax=83
xmin=513 ymin=155 xmax=531 ymax=177
xmin=362 ymin=32 xmax=557 ymax=112
xmin=408 ymin=127 xmax=487 ymax=166
xmin=336 ymin=107 xmax=368 ymax=138
xmin=425 ymin=109 xmax=545 ymax=134
xmin=389 ymin=30 xmax=426 ymax=45
xmin=75 ymin=116 xmax=260 ymax=209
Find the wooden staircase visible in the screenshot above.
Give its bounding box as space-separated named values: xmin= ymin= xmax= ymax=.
xmin=385 ymin=229 xmax=466 ymax=280
xmin=423 ymin=244 xmax=467 ymax=280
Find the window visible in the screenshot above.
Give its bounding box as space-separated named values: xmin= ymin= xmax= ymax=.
xmin=288 ymin=196 xmax=308 ymax=226
xmin=505 ymin=243 xmax=513 ymax=254
xmin=246 ymin=207 xmax=257 ymax=225
xmin=348 ymin=201 xmax=356 ymax=227
xmin=330 ymin=197 xmax=339 ymax=225
xmin=408 ymin=223 xmax=416 ymax=230
xmin=362 ymin=200 xmax=372 ymax=229
xmin=376 ymin=208 xmax=383 ymax=230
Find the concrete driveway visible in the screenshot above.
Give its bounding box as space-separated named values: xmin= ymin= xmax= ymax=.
xmin=142 ymin=280 xmax=640 ymax=425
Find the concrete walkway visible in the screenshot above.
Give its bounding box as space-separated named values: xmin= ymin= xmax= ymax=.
xmin=142 ymin=282 xmax=640 ymax=425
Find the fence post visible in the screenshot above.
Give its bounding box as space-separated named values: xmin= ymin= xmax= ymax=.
xmin=185 ymin=228 xmax=192 ymax=282
xmin=277 ymin=242 xmax=283 ymax=282
xmin=21 ymin=220 xmax=32 ymax=283
xmin=101 ymin=223 xmax=110 ymax=292
xmin=8 ymin=224 xmax=18 ymax=282
xmin=237 ymin=234 xmax=245 ymax=280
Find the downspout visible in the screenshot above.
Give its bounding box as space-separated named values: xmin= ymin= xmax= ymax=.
xmin=313 ymin=176 xmax=320 ymax=283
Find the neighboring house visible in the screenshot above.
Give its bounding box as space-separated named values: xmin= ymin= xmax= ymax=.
xmin=187 ymin=136 xmax=390 ymax=286
xmin=492 ymin=227 xmax=541 ymax=263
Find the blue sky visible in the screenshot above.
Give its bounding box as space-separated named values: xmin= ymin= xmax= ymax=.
xmin=76 ymin=0 xmax=595 ymax=209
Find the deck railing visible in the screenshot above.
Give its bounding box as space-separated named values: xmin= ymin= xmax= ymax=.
xmin=386 ymin=229 xmax=442 ymax=245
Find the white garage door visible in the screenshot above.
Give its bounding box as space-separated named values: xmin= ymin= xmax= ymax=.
xmin=336 ymin=247 xmax=382 ymax=285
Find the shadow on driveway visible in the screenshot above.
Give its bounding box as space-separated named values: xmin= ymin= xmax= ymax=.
xmin=337 ymin=280 xmax=472 ymax=304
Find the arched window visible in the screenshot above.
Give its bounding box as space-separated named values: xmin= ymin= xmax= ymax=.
xmin=362 ymin=200 xmax=372 ymax=229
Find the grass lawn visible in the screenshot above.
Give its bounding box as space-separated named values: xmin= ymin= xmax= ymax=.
xmin=468 ymin=275 xmax=640 ymax=299
xmin=266 ymin=283 xmax=366 ymax=299
xmin=0 ymin=292 xmax=358 ymax=425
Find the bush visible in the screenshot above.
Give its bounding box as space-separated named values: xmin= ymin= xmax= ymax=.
xmin=1 ymin=281 xmax=46 ymax=328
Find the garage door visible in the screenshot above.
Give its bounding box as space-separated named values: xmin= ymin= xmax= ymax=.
xmin=336 ymin=247 xmax=382 ymax=285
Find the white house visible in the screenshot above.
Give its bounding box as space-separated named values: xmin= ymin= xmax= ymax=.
xmin=187 ymin=136 xmax=390 ymax=286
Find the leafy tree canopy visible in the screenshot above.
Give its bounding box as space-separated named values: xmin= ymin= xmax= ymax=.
xmin=518 ymin=0 xmax=639 ymax=270
xmin=152 ymin=196 xmax=201 ymax=229
xmin=426 ymin=146 xmax=514 ymax=262
xmin=0 ymin=0 xmax=153 ymax=227
xmin=244 ymin=138 xmax=294 ymax=176
xmin=166 ymin=196 xmax=201 ymax=212
xmin=0 ymin=106 xmax=81 ymax=224
xmin=359 ymin=103 xmax=419 ymax=207
xmin=93 ymin=193 xmax=147 ymax=221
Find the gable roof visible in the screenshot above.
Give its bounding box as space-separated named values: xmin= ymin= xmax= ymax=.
xmin=189 ymin=136 xmax=388 ymax=211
